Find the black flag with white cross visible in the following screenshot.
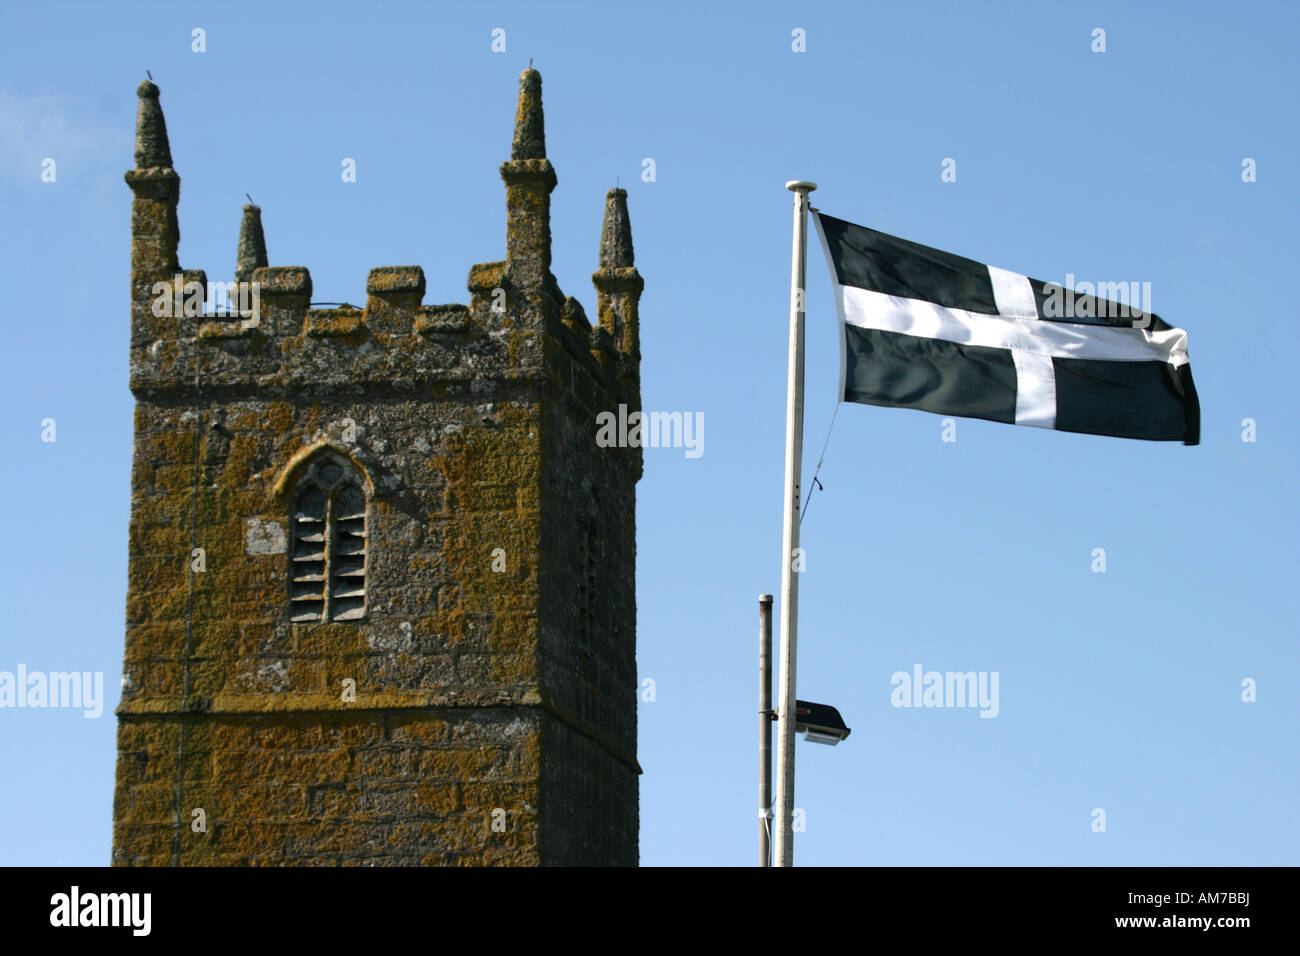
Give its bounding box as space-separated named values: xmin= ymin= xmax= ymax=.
xmin=812 ymin=211 xmax=1200 ymax=445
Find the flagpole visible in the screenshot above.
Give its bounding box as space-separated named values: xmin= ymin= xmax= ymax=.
xmin=759 ymin=593 xmax=773 ymax=866
xmin=774 ymin=179 xmax=816 ymax=867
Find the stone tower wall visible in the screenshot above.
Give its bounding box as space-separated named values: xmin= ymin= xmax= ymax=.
xmin=113 ymin=72 xmax=642 ymax=866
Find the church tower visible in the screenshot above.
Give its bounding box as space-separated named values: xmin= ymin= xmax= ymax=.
xmin=113 ymin=71 xmax=643 ymax=865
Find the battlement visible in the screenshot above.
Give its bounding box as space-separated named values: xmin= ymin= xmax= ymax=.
xmin=126 ymin=72 xmax=641 ymax=408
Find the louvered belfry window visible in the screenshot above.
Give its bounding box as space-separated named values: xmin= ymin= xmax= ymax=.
xmin=289 ymin=454 xmax=367 ymax=622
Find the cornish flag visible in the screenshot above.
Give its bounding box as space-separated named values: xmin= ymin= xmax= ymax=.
xmin=812 ymin=212 xmax=1200 ymax=445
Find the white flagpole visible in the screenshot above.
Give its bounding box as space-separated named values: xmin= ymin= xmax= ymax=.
xmin=774 ymin=179 xmax=816 ymax=867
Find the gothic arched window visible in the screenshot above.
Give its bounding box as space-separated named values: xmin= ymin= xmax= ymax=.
xmin=289 ymin=453 xmax=367 ymax=622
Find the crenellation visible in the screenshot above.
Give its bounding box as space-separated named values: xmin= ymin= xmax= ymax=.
xmin=616 ymin=351 xmax=638 ymax=391
xmin=254 ymin=264 xmax=312 ymax=298
xmin=415 ymin=303 xmax=472 ymax=335
xmin=466 ymin=260 xmax=506 ymax=314
xmin=251 ymin=265 xmax=311 ymax=338
xmin=588 ymin=324 xmax=617 ymax=371
xmin=197 ymin=320 xmax=257 ymax=340
xmin=561 ymin=295 xmax=591 ymax=336
xmin=365 ymin=265 xmax=425 ymax=297
xmin=364 ymin=266 xmax=425 ymax=336
xmin=304 ymin=307 xmax=365 ymax=339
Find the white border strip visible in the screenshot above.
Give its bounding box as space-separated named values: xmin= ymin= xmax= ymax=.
xmin=810 ymin=210 xmax=848 ymax=403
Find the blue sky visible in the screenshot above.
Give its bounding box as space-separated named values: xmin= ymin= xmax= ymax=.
xmin=1 ymin=0 xmax=1296 ymax=866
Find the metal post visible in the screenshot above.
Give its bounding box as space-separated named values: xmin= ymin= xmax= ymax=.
xmin=774 ymin=180 xmax=816 ymax=867
xmin=759 ymin=593 xmax=774 ymax=866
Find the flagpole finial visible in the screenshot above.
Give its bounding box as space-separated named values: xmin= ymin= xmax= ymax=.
xmin=786 ymin=180 xmax=817 ymax=193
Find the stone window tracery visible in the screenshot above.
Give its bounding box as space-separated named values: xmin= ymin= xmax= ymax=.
xmin=289 ymin=453 xmax=367 ymax=622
